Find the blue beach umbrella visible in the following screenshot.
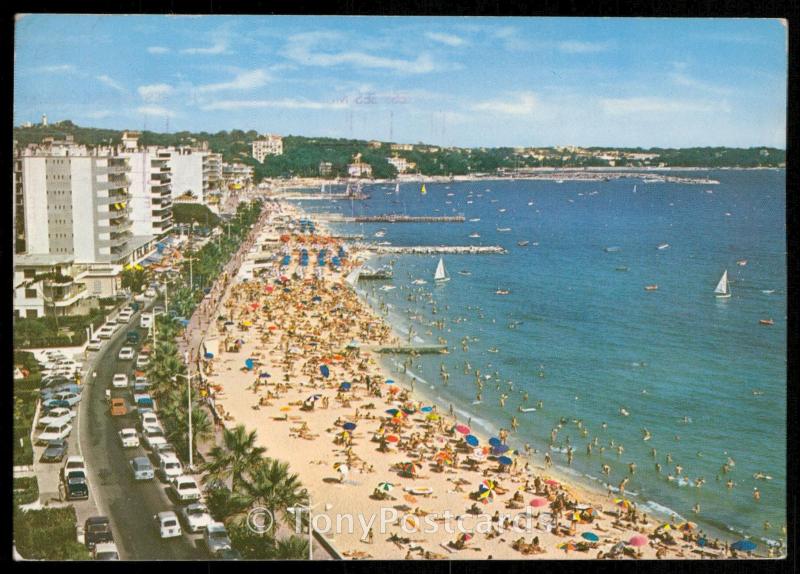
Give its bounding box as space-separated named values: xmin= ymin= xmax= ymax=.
xmin=488 ymin=437 xmax=502 ymax=447
xmin=581 ymin=532 xmax=600 ymax=542
xmin=385 ymin=408 xmax=400 ymax=416
xmin=245 ymin=359 xmax=254 ymax=370
xmin=339 ymin=382 xmax=352 ymax=391
xmin=465 ymin=435 xmax=479 ymax=447
xmin=498 ymin=455 xmax=513 ymax=466
xmin=731 ymin=540 xmax=757 ymax=552
xmin=385 ymin=379 xmax=395 ymax=385
xmin=492 ymin=444 xmax=510 ymax=455
xmin=420 ymin=406 xmax=433 ymax=413
xmin=179 ymin=319 xmax=190 ymax=327
xmin=343 ymin=422 xmax=357 ymax=431
xmin=204 ymin=352 xmax=214 ymax=359
xmin=259 ymin=372 xmax=271 ymax=379
xmin=320 ymin=365 xmax=330 ymax=378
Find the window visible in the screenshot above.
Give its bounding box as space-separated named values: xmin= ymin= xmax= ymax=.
xmin=23 ymin=269 xmax=35 ymax=279
xmin=25 ymin=288 xmax=37 ymax=299
xmin=26 ymin=309 xmax=38 ymax=319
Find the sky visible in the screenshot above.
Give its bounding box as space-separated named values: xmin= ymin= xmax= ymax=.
xmin=13 ymin=15 xmax=788 ymax=148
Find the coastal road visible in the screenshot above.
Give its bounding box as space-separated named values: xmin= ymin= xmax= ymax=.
xmin=80 ymin=310 xmax=200 ymax=560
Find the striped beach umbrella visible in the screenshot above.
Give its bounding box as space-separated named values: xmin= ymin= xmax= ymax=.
xmin=376 ymin=481 xmax=394 ymax=492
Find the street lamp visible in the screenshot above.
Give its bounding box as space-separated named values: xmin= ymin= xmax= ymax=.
xmin=175 ymin=357 xmax=194 ymax=471
xmin=287 ymin=495 xmax=317 ymax=561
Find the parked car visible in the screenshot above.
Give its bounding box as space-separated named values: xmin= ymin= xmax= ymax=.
xmin=126 ymin=330 xmax=141 ymax=346
xmin=118 ymin=428 xmax=139 ymax=448
xmin=110 ymin=398 xmax=127 ymax=416
xmin=117 ymin=347 xmax=135 ymax=361
xmin=130 ymin=456 xmax=155 ymax=481
xmin=179 ymin=502 xmax=213 ymax=533
xmin=157 ymin=453 xmax=183 ymax=481
xmin=205 ymin=522 xmax=232 ymax=555
xmin=93 ymin=542 xmax=119 ymax=561
xmin=112 ymin=374 xmax=129 ymax=389
xmin=170 ymin=475 xmax=202 ymax=503
xmin=142 ymin=426 xmax=167 ymax=450
xmin=154 ymin=511 xmax=182 ymax=539
xmin=64 ymin=469 xmax=89 ymax=500
xmin=40 ymin=439 xmax=68 ymax=462
xmin=151 ymin=442 xmax=178 ymax=460
xmin=62 ymin=455 xmax=86 ymax=478
xmin=144 ymin=288 xmax=157 ymax=299
xmin=139 ymin=412 xmax=160 ymax=430
xmin=43 ymin=398 xmax=71 ymax=410
xmin=37 ymin=422 xmax=72 ymax=445
xmin=96 ymin=326 xmax=115 ymax=339
xmin=117 ymin=311 xmax=132 ymax=324
xmin=87 ymin=339 xmax=103 ymax=352
xmin=140 ymin=313 xmax=153 ymax=329
xmin=84 ymin=516 xmax=113 ymax=550
xmin=134 ymin=394 xmax=156 ymax=414
xmin=38 ymin=407 xmax=74 ymax=429
xmin=135 ymin=353 xmax=150 ymax=369
xmin=153 ymin=305 xmax=165 ymax=316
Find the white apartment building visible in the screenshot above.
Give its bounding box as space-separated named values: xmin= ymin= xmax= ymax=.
xmin=386 ymin=155 xmax=416 ymax=174
xmin=13 ymin=254 xmax=94 ymax=318
xmin=251 ymin=134 xmax=283 ymax=162
xmin=118 ymin=132 xmax=174 ymax=238
xmin=165 ymin=147 xmax=222 ymax=206
xmin=390 ymin=143 xmax=413 ymax=152
xmin=347 ymin=153 xmax=373 ymax=178
xmin=222 ymin=162 xmax=254 ymax=187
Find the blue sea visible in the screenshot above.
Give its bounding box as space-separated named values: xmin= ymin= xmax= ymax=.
xmin=292 ymin=169 xmax=786 ymax=547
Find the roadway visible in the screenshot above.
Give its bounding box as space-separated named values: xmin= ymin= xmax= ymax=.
xmin=79 ymin=306 xmax=202 ymax=559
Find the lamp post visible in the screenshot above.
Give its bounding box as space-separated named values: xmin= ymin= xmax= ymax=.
xmin=177 ymin=351 xmax=194 ymax=470
xmin=288 ymin=495 xmax=316 ymax=561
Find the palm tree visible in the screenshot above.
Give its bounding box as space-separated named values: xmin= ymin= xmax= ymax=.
xmin=168 ymin=405 xmax=213 ymax=463
xmin=205 ymin=487 xmax=250 ymax=525
xmin=243 ymin=458 xmax=308 ymax=528
xmin=201 ymin=424 xmax=266 ymax=492
xmin=271 ymin=536 xmax=308 ymax=559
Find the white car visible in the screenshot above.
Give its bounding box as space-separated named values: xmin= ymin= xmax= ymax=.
xmin=93 ymin=542 xmax=120 ymax=561
xmin=37 ymin=422 xmax=72 ymax=445
xmin=139 ymin=412 xmax=160 ymax=429
xmin=62 ymin=455 xmax=86 ymax=476
xmin=118 ymin=347 xmax=135 ymax=361
xmin=179 ymin=502 xmax=213 ymax=533
xmin=54 ymin=392 xmax=82 ymax=407
xmin=112 ymin=374 xmax=129 ymax=389
xmin=118 ymin=428 xmax=140 ymax=448
xmin=140 ymin=313 xmax=153 ymax=329
xmin=144 ymin=288 xmax=157 ymax=299
xmin=170 ymin=475 xmax=202 ymax=502
xmin=154 ymin=511 xmax=182 ymax=539
xmin=157 ymin=453 xmax=183 ymax=481
xmin=142 ymin=426 xmax=167 ymax=450
xmin=105 ymin=320 xmax=119 ymax=331
xmin=38 ymin=407 xmax=75 ymax=428
xmin=205 ymin=522 xmax=232 ymax=555
xmin=87 ymin=339 xmax=103 ymax=352
xmin=135 ymin=354 xmax=150 ymax=369
xmin=130 ymin=456 xmax=155 ymax=481
xmin=97 ymin=326 xmax=115 ymax=340
xmin=117 ymin=312 xmax=132 ymax=324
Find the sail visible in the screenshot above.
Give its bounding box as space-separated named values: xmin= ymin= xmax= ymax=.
xmin=345 ymin=266 xmax=361 ymax=287
xmin=434 ymin=257 xmax=447 ymax=281
xmin=714 ymin=270 xmax=729 ymax=295
xmin=421 ymin=184 xmax=427 ymax=195
xmin=395 ymin=183 xmax=400 ymax=194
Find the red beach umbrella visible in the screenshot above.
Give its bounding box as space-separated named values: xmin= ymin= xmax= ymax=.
xmin=455 ymin=424 xmax=471 ymax=435
xmin=386 ymin=435 xmax=400 ymax=443
xmin=545 ymin=479 xmax=560 ymax=487
xmin=628 ymin=535 xmax=649 ymax=547
xmin=529 ymin=497 xmax=549 ymax=507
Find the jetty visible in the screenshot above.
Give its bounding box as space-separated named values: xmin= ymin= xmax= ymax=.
xmin=274 ymin=193 xmax=370 ymax=201
xmin=370 ymin=344 xmax=449 ymax=355
xmin=368 ymin=245 xmax=507 ymax=255
xmin=318 ymin=214 xmax=465 ymax=223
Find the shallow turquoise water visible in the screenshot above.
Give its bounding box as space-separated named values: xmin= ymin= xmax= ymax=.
xmin=294 ymin=169 xmax=786 ymax=546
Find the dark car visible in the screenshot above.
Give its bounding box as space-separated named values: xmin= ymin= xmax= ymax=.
xmin=84 ymin=516 xmax=113 ymax=550
xmin=64 ymin=470 xmax=89 ymax=500
xmin=40 ymin=439 xmax=68 ymax=462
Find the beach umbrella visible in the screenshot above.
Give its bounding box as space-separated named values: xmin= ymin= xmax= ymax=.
xmin=731 ymin=540 xmax=757 ymax=552
xmin=251 ymin=302 xmax=260 ymax=310
xmin=546 ymin=479 xmax=561 ymax=488
xmin=558 ymin=541 xmax=577 ymax=551
xmin=339 ymin=382 xmax=351 ymax=391
xmin=306 ymin=394 xmax=322 ymax=402
xmin=401 ymin=406 xmax=416 ymax=415
xmin=628 ymin=535 xmax=648 ymax=547
xmin=614 ymin=497 xmax=631 ymax=509
xmin=385 ymin=379 xmax=395 ymax=385
xmin=385 ymin=408 xmax=401 ymax=416
xmin=268 ymin=325 xmax=278 ymax=331
xmin=420 ymin=406 xmax=433 ymax=413
xmin=386 ymin=434 xmax=400 ymax=443
xmin=376 ymin=482 xmax=394 ymax=492
xmin=280 ymin=406 xmax=292 ymax=412
xmin=581 ymin=532 xmax=600 ymax=542
xmin=204 ymin=352 xmax=214 ymax=359
xmin=400 ymin=462 xmax=418 ymax=477
xmin=312 ymin=295 xmax=322 ymax=302
xmin=334 ymin=463 xmax=349 ymax=475
xmin=678 ymin=521 xmax=697 ymax=532
xmin=492 ymin=444 xmax=510 ymax=455
xmin=259 ymin=372 xmax=271 ymax=378
xmin=319 ymin=365 xmax=330 ymax=378
xmin=389 ymin=386 xmax=401 ymax=394
xmin=455 ymin=424 xmax=471 ymax=435
xmin=465 ymin=434 xmax=479 ymax=447
xmin=343 ymin=422 xmax=357 ymax=431
xmin=488 ymin=437 xmax=502 ymax=447
xmin=245 ymin=359 xmax=255 ymax=370
xmin=425 ymin=412 xmax=440 ymax=421
xmin=529 ymin=497 xmax=549 ymax=507
xmin=498 ymin=455 xmax=513 ymax=466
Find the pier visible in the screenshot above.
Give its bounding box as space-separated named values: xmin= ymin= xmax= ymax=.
xmin=368 ymin=245 xmax=507 ymax=255
xmin=370 ymin=344 xmax=449 ymax=355
xmin=317 ymin=214 xmax=465 ymax=223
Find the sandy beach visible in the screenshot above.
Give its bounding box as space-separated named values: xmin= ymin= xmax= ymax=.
xmin=192 ymin=199 xmax=756 ymax=561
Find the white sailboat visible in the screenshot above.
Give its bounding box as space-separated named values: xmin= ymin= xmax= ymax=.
xmin=434 ymin=257 xmax=450 ymax=283
xmin=395 ymin=183 xmax=400 ymax=194
xmin=714 ymin=270 xmax=731 ymax=298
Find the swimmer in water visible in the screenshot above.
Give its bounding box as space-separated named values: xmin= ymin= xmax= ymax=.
xmin=629 ymin=462 xmax=637 ymax=475
xmin=726 ymin=479 xmax=735 ymax=489
xmin=651 ymin=447 xmax=657 ymax=458
xmin=655 ymin=463 xmax=662 ymax=474
xmin=601 ymin=463 xmax=611 ymax=476
xmin=753 ymin=488 xmax=761 ymax=501
xmin=601 ymin=422 xmax=608 ymax=430
xmin=692 ymin=503 xmax=700 ymax=514
xmin=675 ymin=465 xmax=683 ymax=476
xmin=642 ymin=428 xmax=652 ymax=441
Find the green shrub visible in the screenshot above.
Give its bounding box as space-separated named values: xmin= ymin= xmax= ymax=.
xmin=14 ymin=505 xmax=92 ymax=560
xmin=13 ymin=477 xmax=39 ymax=506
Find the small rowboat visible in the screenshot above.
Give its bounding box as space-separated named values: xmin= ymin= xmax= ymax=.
xmin=759 ymin=319 xmax=774 ymax=326
xmin=644 ymin=285 xmax=658 ymax=291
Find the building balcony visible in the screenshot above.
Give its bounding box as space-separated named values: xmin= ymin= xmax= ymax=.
xmin=43 ymin=282 xmax=86 ymax=306
xmin=96 ymin=164 xmax=129 ymax=175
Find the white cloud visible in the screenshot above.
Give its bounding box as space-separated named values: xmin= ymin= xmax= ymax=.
xmin=36 ymin=64 xmax=76 ymax=73
xmin=136 ymin=105 xmax=175 ymax=117
xmin=200 ymin=98 xmax=349 ymax=111
xmin=284 ymin=32 xmax=438 ymax=74
xmin=557 ymin=40 xmax=611 ymax=54
xmin=96 ymin=74 xmax=126 ymax=92
xmin=472 ymin=92 xmax=537 ymax=116
xmin=425 ymin=32 xmax=466 ymax=47
xmin=85 ymin=110 xmax=112 ymax=119
xmin=668 ymin=66 xmax=732 ymax=95
xmin=197 ymin=69 xmax=270 ymax=93
xmin=147 ymin=46 xmax=169 ymax=54
xmin=181 ymin=41 xmax=228 ymax=55
xmin=138 ymin=83 xmax=174 ymax=102
xmin=600 ymin=97 xmax=731 ymax=115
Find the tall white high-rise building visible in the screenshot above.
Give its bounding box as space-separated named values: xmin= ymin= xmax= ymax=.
xmin=164 ymin=146 xmax=222 ymax=207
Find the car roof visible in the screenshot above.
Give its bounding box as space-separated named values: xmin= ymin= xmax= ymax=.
xmin=120 ymin=427 xmax=136 ymax=433
xmin=45 ymin=439 xmax=67 ymax=447
xmin=66 ymin=455 xmax=84 ymax=463
xmin=159 ymin=452 xmax=180 ymax=461
xmin=158 ymin=511 xmax=178 ymax=520
xmin=94 ymin=542 xmax=118 ymax=552
xmin=86 ymin=516 xmax=110 ymax=524
xmin=207 ymin=522 xmax=226 ymax=531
